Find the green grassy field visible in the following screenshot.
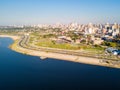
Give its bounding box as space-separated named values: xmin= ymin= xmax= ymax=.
xmin=29 ymin=34 xmax=104 ymax=52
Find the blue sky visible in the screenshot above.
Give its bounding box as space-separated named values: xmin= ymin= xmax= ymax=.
xmin=0 ymin=0 xmax=120 ymax=25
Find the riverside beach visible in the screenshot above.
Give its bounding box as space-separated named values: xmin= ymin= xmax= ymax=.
xmin=0 ymin=35 xmax=120 ymax=69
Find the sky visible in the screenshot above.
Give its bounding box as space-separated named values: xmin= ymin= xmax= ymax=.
xmin=0 ymin=0 xmax=120 ymax=25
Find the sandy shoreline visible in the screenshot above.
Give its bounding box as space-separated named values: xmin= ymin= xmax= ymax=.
xmin=11 ymin=42 xmax=103 ymax=66
xmin=0 ymin=35 xmax=119 ymax=68
xmin=12 ymin=43 xmax=117 ymax=68
xmin=0 ymin=35 xmax=20 ymax=40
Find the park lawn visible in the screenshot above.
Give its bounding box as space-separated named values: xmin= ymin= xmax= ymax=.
xmin=36 ymin=40 xmax=80 ymax=50
xmin=29 ymin=34 xmax=104 ymax=53
xmin=35 ymin=39 xmax=104 ymax=52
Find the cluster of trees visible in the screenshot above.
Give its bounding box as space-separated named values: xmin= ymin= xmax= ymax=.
xmin=42 ymin=34 xmax=57 ymax=38
xmin=102 ymin=41 xmax=120 ymax=49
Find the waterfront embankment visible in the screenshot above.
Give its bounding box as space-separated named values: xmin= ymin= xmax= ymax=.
xmin=0 ymin=35 xmax=120 ymax=68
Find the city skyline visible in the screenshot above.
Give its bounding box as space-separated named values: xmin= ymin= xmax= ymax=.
xmin=0 ymin=0 xmax=120 ymax=25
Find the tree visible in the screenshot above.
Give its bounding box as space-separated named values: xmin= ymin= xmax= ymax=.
xmin=85 ymin=35 xmax=92 ymax=45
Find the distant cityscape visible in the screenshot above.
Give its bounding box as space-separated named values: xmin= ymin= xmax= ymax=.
xmin=0 ymin=22 xmax=120 ymax=45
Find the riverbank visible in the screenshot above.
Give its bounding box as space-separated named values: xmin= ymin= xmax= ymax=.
xmin=0 ymin=35 xmax=20 ymax=40
xmin=11 ymin=40 xmax=120 ymax=68
xmin=0 ymin=35 xmax=120 ymax=68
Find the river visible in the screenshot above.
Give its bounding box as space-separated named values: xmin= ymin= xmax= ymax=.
xmin=0 ymin=38 xmax=120 ymax=90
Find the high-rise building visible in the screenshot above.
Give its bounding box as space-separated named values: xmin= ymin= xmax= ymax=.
xmin=105 ymin=23 xmax=110 ymax=31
